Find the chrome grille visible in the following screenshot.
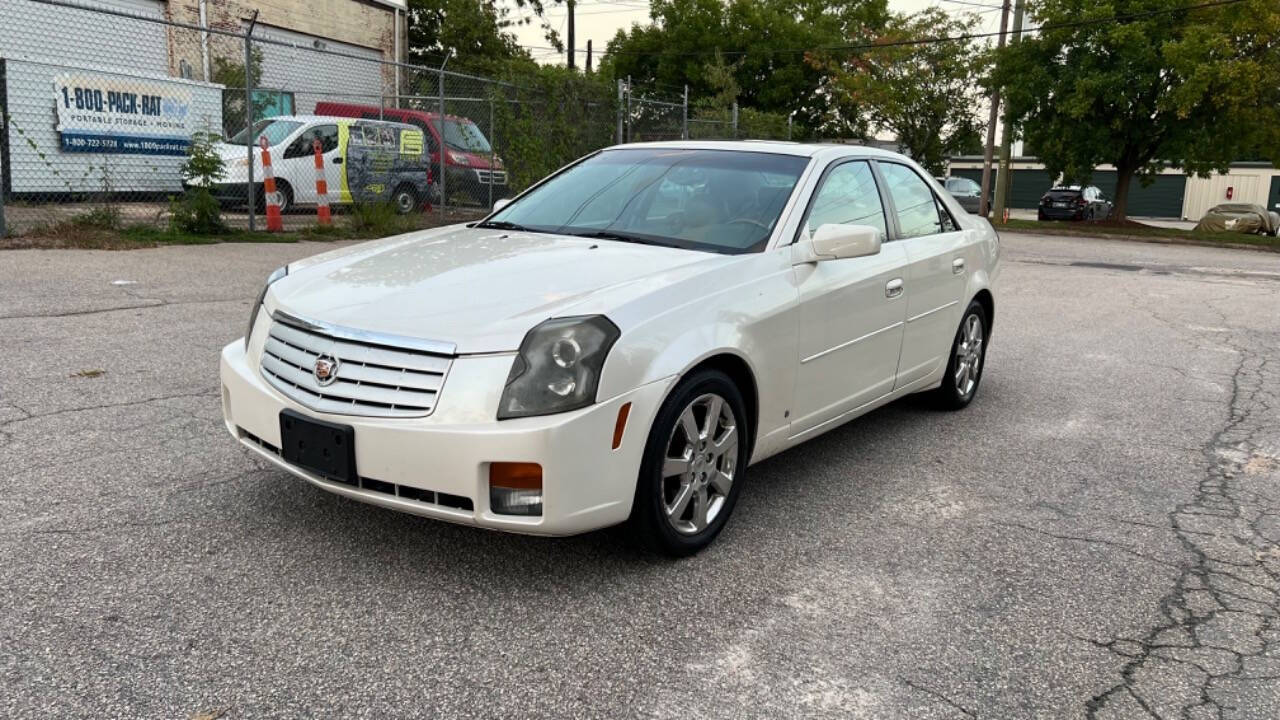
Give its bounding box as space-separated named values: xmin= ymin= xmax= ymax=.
xmin=475 ymin=169 xmax=507 ymax=186
xmin=260 ymin=315 xmax=453 ymax=418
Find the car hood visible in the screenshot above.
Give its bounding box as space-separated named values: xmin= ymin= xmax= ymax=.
xmin=269 ymin=225 xmax=725 ymax=353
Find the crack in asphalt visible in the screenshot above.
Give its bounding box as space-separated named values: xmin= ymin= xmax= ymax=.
xmin=899 ymin=677 xmax=977 ymax=718
xmin=0 ymin=390 xmax=217 ymax=429
xmin=1080 ymin=330 xmax=1279 ymax=718
xmin=1000 ymin=522 xmax=1184 ymax=570
xmin=0 ymin=296 xmax=246 ymax=321
xmin=1006 ymin=256 xmax=1280 ymax=284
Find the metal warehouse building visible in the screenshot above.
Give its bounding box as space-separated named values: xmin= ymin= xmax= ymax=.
xmin=948 ymin=157 xmax=1280 ymax=220
xmin=0 ymin=0 xmax=222 ymax=194
xmin=0 ymin=0 xmax=404 ymax=197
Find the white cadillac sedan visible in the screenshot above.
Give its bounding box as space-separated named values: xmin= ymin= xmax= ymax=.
xmin=220 ymin=141 xmax=1000 ymax=556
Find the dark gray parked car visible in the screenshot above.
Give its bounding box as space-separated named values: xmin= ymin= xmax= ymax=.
xmin=1038 ymin=185 xmax=1112 ymax=221
xmin=936 ymin=176 xmax=989 ymax=215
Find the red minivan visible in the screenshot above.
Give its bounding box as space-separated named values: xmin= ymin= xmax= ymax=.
xmin=314 ymin=102 xmax=507 ymax=205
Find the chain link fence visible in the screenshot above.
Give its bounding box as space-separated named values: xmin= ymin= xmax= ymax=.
xmin=0 ymin=0 xmax=794 ymax=238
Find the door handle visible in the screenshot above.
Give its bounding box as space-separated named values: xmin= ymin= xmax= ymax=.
xmin=332 ymin=157 xmax=343 ymax=164
xmin=886 ymin=278 xmax=904 ymax=299
xmin=952 ymin=258 xmax=966 ymax=274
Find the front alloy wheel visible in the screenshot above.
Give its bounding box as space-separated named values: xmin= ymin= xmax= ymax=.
xmin=629 ymin=369 xmax=748 ymax=556
xmin=662 ymin=393 xmax=738 ymax=535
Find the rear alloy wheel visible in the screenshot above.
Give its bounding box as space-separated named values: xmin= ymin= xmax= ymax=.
xmin=933 ymin=301 xmax=988 ymax=410
xmin=392 ymin=184 xmax=418 ymax=215
xmin=628 ymin=370 xmax=748 ymax=556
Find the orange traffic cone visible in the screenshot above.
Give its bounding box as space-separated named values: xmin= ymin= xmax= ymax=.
xmin=312 ymin=138 xmax=331 ymax=226
xmin=259 ymin=135 xmax=283 ymax=232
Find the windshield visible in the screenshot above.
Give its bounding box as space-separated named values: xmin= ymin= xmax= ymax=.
xmin=484 ymin=148 xmax=809 ymax=254
xmin=432 ymin=118 xmax=492 ymax=153
xmin=228 ymin=119 xmax=302 ymax=147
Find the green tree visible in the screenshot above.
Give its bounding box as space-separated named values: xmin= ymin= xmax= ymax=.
xmin=489 ymin=65 xmax=616 ymax=191
xmin=995 ymin=0 xmax=1280 ymax=221
xmin=810 ymin=9 xmax=988 ymax=176
xmin=213 ymin=49 xmax=269 ymax=137
xmin=601 ymin=0 xmax=889 ymax=136
xmin=407 ymin=0 xmax=556 ymax=74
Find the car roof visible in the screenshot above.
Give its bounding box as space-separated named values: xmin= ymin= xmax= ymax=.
xmin=603 ymin=140 xmax=918 ymax=162
xmin=265 ymin=114 xmax=416 ymax=129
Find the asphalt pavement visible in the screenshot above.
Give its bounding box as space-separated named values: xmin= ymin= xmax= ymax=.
xmin=2 ymin=232 xmax=1279 ymax=719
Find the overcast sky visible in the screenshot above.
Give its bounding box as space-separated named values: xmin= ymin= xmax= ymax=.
xmin=506 ymin=0 xmax=1009 ymax=66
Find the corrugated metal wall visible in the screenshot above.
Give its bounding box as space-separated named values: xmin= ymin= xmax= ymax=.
xmin=251 ymin=24 xmax=386 ymax=116
xmin=1182 ymin=171 xmax=1275 ymax=220
xmin=4 ymin=58 xmax=223 ymax=194
xmin=951 ymin=167 xmax=1188 ymax=218
xmin=1 ymin=0 xmax=223 ymax=194
xmin=0 ymin=0 xmax=167 ymax=73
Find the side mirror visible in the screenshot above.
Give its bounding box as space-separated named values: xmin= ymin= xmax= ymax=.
xmin=810 ymin=223 xmax=882 ymax=261
xmin=491 ymin=197 xmax=512 ymax=213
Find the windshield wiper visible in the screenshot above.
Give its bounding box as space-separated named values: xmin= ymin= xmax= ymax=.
xmin=475 ymin=220 xmax=534 ymax=232
xmin=563 ymin=229 xmax=683 ymax=249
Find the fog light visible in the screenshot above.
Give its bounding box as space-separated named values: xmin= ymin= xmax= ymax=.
xmin=489 ymin=462 xmax=543 ymax=516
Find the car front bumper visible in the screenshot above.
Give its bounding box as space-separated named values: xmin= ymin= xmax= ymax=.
xmin=220 ymin=339 xmax=674 ymax=536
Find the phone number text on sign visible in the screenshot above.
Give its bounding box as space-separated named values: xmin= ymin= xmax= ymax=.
xmin=59 ymin=133 xmax=189 ymax=156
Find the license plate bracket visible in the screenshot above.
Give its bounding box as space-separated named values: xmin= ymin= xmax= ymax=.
xmin=279 ymin=409 xmax=357 ymax=485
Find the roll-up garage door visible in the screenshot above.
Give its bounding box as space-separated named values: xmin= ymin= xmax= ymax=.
xmin=1090 ymin=171 xmax=1186 ymax=218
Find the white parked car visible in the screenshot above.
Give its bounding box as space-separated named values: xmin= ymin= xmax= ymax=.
xmin=220 ymin=141 xmax=1000 ymax=556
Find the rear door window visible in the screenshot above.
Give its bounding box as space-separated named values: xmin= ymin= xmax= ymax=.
xmin=879 ymin=162 xmax=944 ymax=239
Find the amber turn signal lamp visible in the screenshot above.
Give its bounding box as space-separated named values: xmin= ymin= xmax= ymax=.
xmin=489 ymin=462 xmax=543 ymax=516
xmin=612 ymin=402 xmax=632 ymax=450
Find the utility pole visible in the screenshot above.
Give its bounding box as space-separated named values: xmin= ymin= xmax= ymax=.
xmin=992 ymin=0 xmax=1025 ymax=224
xmin=979 ymin=0 xmax=1011 ymax=218
xmin=616 ymin=78 xmax=625 ymax=144
xmin=566 ymin=0 xmax=576 ymax=70
xmin=682 ymin=85 xmax=688 ymax=140
xmin=586 ymin=39 xmax=593 ymax=73
xmin=244 ymin=10 xmax=258 ymax=232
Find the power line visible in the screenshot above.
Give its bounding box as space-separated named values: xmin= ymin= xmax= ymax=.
xmin=936 ymin=0 xmax=1005 ymax=9
xmin=518 ymin=0 xmax=1245 ymax=58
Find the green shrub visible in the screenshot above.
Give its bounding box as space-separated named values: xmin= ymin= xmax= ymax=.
xmin=169 ymin=188 xmax=226 ymax=234
xmin=348 ymin=201 xmax=416 ymax=235
xmin=70 ymin=205 xmax=122 ymax=230
xmin=170 ymin=130 xmax=228 ymax=234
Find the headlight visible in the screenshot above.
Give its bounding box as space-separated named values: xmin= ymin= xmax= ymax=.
xmin=449 ymin=151 xmax=469 ymax=165
xmin=497 ymin=316 xmax=620 ymax=419
xmin=245 ymin=265 xmax=288 ymax=349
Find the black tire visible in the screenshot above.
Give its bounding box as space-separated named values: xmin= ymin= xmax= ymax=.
xmin=627 ymin=369 xmax=750 ymax=557
xmin=932 ymin=300 xmax=989 ymax=410
xmin=260 ymin=181 xmax=293 ymax=214
xmin=392 ymin=184 xmax=419 ymax=215
xmin=1037 ymin=210 xmax=1047 ymax=221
